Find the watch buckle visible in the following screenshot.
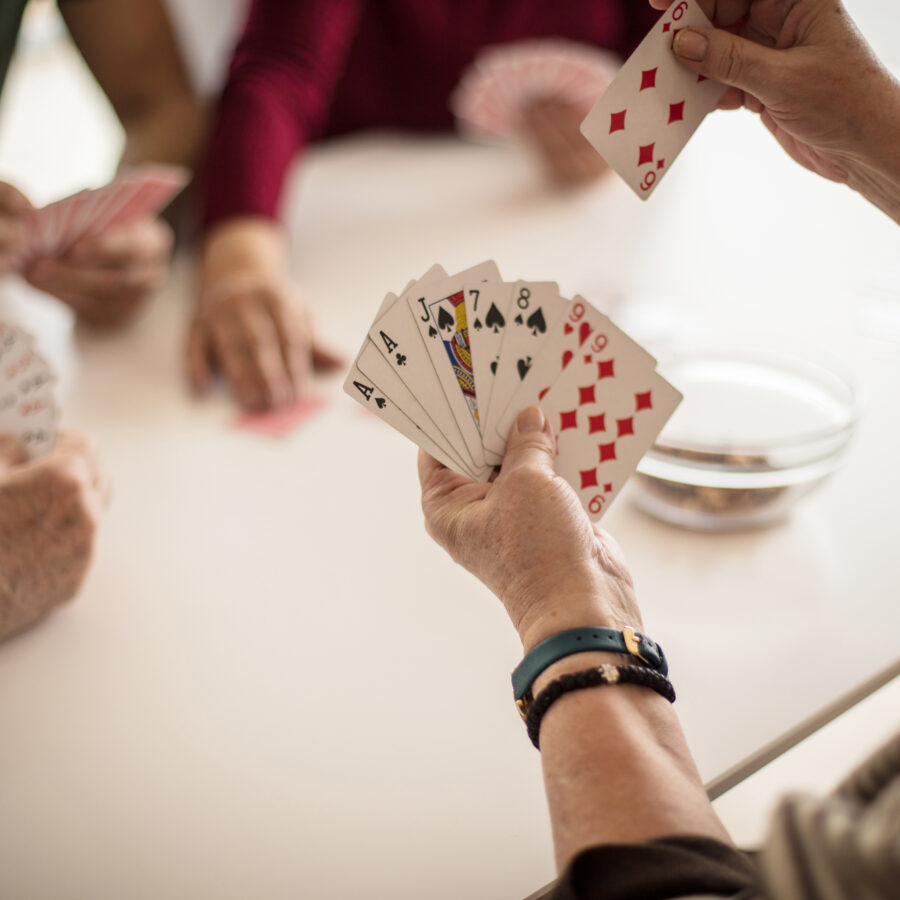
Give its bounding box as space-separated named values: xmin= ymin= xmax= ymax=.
xmin=623 ymin=626 xmax=650 ymax=666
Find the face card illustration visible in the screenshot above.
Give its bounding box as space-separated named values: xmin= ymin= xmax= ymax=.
xmin=482 ymin=281 xmax=567 ymax=458
xmin=580 ymin=0 xmax=726 ymax=199
xmin=407 ymin=260 xmax=501 ymax=470
xmin=369 ymin=278 xmax=479 ymax=472
xmin=541 ymin=345 xmax=680 ymax=520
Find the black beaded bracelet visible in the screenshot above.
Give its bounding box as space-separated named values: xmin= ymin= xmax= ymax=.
xmin=524 ymin=664 xmax=676 ymax=749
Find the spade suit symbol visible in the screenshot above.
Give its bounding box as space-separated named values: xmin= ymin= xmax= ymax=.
xmin=375 ymin=397 xmax=387 ymax=409
xmin=437 ymin=306 xmax=455 ymax=334
xmin=516 ymin=356 xmax=533 ymax=380
xmin=525 ymin=307 xmax=546 ymax=336
xmin=428 ymin=325 xmax=438 ymax=338
xmin=473 ymin=318 xmax=483 ymax=330
xmin=485 ymin=303 xmax=505 ymax=333
xmin=514 ymin=313 xmax=524 ymax=325
xmin=490 ymin=360 xmax=498 ymax=375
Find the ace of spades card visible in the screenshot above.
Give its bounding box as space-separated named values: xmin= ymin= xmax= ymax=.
xmin=580 ymin=0 xmax=727 ymax=199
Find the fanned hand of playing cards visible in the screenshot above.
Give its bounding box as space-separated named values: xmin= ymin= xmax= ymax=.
xmin=344 ymin=262 xmax=682 ymax=521
xmin=580 ymin=0 xmax=727 ymax=199
xmin=14 ymin=164 xmax=189 ymax=270
xmin=0 ymin=321 xmax=58 ymax=459
xmin=452 ymin=39 xmax=620 ymax=140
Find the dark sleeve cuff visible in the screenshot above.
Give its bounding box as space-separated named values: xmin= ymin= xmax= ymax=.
xmin=552 ymin=835 xmax=760 ymax=900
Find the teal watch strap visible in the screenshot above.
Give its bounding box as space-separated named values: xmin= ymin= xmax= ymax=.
xmin=511 ymin=626 xmax=668 ymax=705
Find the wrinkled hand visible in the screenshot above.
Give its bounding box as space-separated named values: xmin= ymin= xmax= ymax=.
xmin=24 ymin=218 xmax=173 ymax=328
xmin=419 ymin=406 xmax=639 ymax=651
xmin=650 ymin=0 xmax=900 ymax=190
xmin=190 ymin=218 xmax=342 ymax=411
xmin=0 ymin=181 xmax=33 ymax=275
xmin=523 ymin=98 xmax=611 ymax=187
xmin=0 ymin=432 xmax=106 ymax=641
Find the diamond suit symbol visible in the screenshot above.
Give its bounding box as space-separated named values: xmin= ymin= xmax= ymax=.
xmin=609 ymin=110 xmax=626 ymax=133
xmin=580 ymin=468 xmax=599 ymax=489
xmin=578 ymin=385 xmax=596 ymax=406
xmin=598 ymin=442 xmax=617 ymax=463
xmin=640 ymin=68 xmax=657 ymax=91
xmin=588 ymin=414 xmax=606 ymax=434
xmin=638 ymin=143 xmax=655 ymax=166
xmin=617 ymin=416 xmax=635 ymax=437
xmin=560 ymin=409 xmax=578 ymax=431
xmin=635 ymin=391 xmax=653 ymax=411
xmin=668 ymin=101 xmax=685 ymax=123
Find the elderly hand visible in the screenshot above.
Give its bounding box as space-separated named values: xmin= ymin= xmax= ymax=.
xmin=0 ymin=182 xmax=33 ymax=275
xmin=189 ymin=217 xmax=342 ymax=411
xmin=523 ymin=98 xmax=611 ymax=187
xmin=24 ymin=217 xmax=173 ymax=328
xmin=0 ymin=432 xmax=106 ymax=641
xmin=650 ymin=0 xmax=900 ymax=217
xmin=418 ymin=406 xmax=639 ymax=651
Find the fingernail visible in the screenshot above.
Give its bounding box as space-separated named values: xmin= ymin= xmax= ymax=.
xmin=517 ymin=406 xmax=545 ymax=433
xmin=674 ymin=29 xmax=708 ymax=62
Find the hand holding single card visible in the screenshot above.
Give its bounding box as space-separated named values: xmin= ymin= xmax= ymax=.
xmin=580 ymin=0 xmax=726 ymax=199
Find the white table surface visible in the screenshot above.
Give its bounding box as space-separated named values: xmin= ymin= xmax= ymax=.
xmin=1 ymin=30 xmax=900 ymax=900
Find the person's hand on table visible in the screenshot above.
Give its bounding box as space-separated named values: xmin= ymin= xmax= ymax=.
xmin=189 ymin=217 xmax=343 ymax=412
xmin=0 ymin=432 xmax=106 ymax=641
xmin=418 ymin=405 xmax=638 ymax=651
xmin=0 ymin=182 xmax=33 ymax=275
xmin=650 ymin=0 xmax=900 ymax=221
xmin=24 ymin=217 xmax=173 ymax=329
xmin=523 ymin=98 xmax=612 ymax=187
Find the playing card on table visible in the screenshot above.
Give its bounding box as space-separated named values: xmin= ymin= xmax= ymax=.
xmin=580 ymin=0 xmax=726 ymax=199
xmin=406 ymin=260 xmax=501 ymax=471
xmin=0 ymin=321 xmax=59 ymax=459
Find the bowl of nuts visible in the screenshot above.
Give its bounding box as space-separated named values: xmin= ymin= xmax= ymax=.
xmin=632 ymin=344 xmax=860 ymax=531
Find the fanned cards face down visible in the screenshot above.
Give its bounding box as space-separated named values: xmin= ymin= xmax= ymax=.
xmin=345 ymin=263 xmax=681 ymax=522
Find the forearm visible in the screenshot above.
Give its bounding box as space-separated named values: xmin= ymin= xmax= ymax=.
xmin=531 ymin=652 xmax=730 ymax=872
xmin=62 ymin=0 xmax=203 ymax=169
xmin=846 ymin=80 xmax=900 ymax=224
xmin=200 ymin=0 xmax=365 ymax=230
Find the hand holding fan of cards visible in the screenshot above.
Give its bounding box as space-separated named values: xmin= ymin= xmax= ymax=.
xmin=345 ymin=262 xmax=681 ymax=521
xmin=10 ymin=165 xmax=188 ymax=271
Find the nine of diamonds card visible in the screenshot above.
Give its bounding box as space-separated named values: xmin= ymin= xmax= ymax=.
xmin=580 ymin=0 xmax=727 ymax=200
xmin=344 ymin=262 xmax=682 ymax=522
xmin=0 ymin=321 xmax=59 ymax=459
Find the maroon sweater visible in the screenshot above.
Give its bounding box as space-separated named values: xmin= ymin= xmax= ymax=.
xmin=201 ymin=0 xmax=658 ymax=229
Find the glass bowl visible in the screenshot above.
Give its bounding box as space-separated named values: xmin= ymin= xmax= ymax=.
xmin=632 ymin=344 xmax=860 ymax=531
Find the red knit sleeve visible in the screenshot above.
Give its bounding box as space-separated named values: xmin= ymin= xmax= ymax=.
xmin=200 ymin=0 xmax=365 ymax=230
